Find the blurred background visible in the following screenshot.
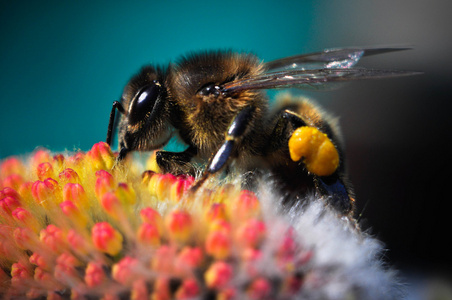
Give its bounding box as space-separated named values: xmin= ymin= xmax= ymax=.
xmin=1 ymin=0 xmax=451 ymax=295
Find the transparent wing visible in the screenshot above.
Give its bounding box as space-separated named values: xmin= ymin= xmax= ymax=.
xmin=221 ymin=68 xmax=420 ymax=93
xmin=265 ymin=47 xmax=411 ymax=71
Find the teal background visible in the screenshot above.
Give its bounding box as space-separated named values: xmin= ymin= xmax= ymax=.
xmin=1 ymin=0 xmax=452 ymax=286
xmin=0 ymin=0 xmax=325 ymax=157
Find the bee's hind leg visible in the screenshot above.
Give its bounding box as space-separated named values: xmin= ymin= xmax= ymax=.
xmin=269 ymin=108 xmax=354 ymax=215
xmin=190 ymin=106 xmax=256 ymax=192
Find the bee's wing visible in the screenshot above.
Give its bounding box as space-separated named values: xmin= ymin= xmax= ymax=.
xmin=221 ymin=68 xmax=420 ymax=93
xmin=264 ymin=47 xmax=411 ymax=71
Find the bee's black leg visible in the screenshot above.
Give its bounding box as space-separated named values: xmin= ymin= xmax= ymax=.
xmin=156 ymin=146 xmax=198 ymax=176
xmin=117 ymin=146 xmax=129 ymax=161
xmin=106 ymin=101 xmax=126 ymax=146
xmin=191 ymin=106 xmax=256 ymax=191
xmin=270 ymin=109 xmax=354 ymax=215
xmin=267 ymin=109 xmax=308 ymax=152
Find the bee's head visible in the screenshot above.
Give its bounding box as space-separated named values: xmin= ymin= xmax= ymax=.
xmin=117 ymin=66 xmax=172 ymax=152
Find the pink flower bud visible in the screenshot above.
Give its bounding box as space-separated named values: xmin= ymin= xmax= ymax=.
xmin=137 ymin=223 xmax=160 ymax=246
xmin=112 ymin=256 xmax=139 ymax=285
xmin=36 ymin=162 xmax=55 ymax=180
xmin=92 ymin=222 xmax=123 ymax=256
xmin=12 ymin=207 xmax=41 ymax=233
xmin=95 ymin=170 xmax=115 ymax=200
xmin=63 ymin=183 xmax=88 ymax=210
xmin=58 ymin=168 xmax=80 ymax=184
xmin=175 ymin=278 xmax=200 ymax=299
xmin=31 ymin=178 xmax=60 ymax=208
xmin=85 ymin=261 xmax=106 ymax=287
xmin=40 ymin=224 xmax=66 ymax=254
xmin=87 ymin=142 xmax=115 ymax=171
xmin=2 ymin=174 xmax=25 ymax=190
xmin=206 ymin=230 xmax=231 ymax=260
xmin=204 ymin=261 xmax=233 ymax=289
xmin=166 ymin=210 xmax=193 ymax=243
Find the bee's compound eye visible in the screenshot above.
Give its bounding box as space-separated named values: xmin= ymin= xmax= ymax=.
xmin=198 ymin=83 xmax=221 ymax=97
xmin=129 ymin=81 xmax=161 ymax=124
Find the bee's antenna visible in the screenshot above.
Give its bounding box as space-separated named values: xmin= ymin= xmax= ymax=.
xmin=106 ymin=101 xmax=126 ymax=146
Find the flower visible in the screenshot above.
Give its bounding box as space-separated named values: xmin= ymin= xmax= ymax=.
xmin=0 ymin=142 xmax=400 ymax=299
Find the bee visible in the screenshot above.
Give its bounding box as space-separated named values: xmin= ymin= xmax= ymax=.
xmin=106 ymin=47 xmax=416 ymax=215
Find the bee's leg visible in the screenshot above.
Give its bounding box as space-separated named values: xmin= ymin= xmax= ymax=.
xmin=270 ymin=109 xmax=354 ymax=214
xmin=106 ymin=101 xmax=126 ymax=146
xmin=155 ymin=145 xmax=198 ymax=176
xmin=191 ymin=106 xmax=256 ymax=192
xmin=267 ymin=109 xmax=308 ymax=152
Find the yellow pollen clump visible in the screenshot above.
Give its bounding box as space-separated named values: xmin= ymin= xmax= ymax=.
xmin=288 ymin=126 xmax=339 ymax=176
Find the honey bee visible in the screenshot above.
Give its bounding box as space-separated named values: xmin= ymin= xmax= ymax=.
xmin=106 ymin=47 xmax=416 ymax=215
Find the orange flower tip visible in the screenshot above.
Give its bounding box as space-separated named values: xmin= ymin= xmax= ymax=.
xmin=63 ymin=183 xmax=88 ymax=209
xmin=67 ymin=229 xmax=90 ymax=254
xmin=2 ymin=173 xmax=25 ymax=190
xmin=92 ymin=222 xmax=123 ymax=256
xmin=34 ymin=266 xmax=53 ymax=282
xmin=235 ymin=219 xmax=266 ymax=248
xmin=205 ymin=230 xmax=231 ymax=260
xmin=137 ymin=223 xmax=160 ymax=246
xmin=36 ymin=162 xmax=55 ymax=180
xmin=140 ymin=207 xmax=163 ymax=226
xmin=247 ymin=278 xmax=272 ymax=300
xmin=11 ymin=262 xmax=32 ymax=284
xmin=31 ymin=178 xmax=59 ymax=206
xmin=217 ymin=288 xmax=236 ymax=300
xmin=206 ymin=203 xmax=228 ymax=223
xmin=0 ymin=195 xmax=21 ymax=216
xmin=29 ymin=252 xmax=51 ymax=270
xmin=175 ymin=278 xmax=200 ymax=299
xmin=87 ymin=141 xmax=115 ymax=171
xmin=32 ymin=149 xmax=51 ymax=166
xmin=0 ymin=157 xmax=25 ymax=177
xmin=115 ymin=182 xmax=136 ymax=205
xmin=166 ymin=210 xmax=193 ymax=243
xmin=141 ymin=170 xmax=156 ymax=185
xmin=152 ymin=277 xmax=171 ymax=300
xmin=13 ymin=226 xmax=38 ymax=250
xmin=40 ymin=224 xmax=66 ymax=253
xmin=208 ymin=219 xmax=231 ymax=235
xmin=155 ymin=173 xmax=177 ymax=200
xmin=58 ymin=168 xmax=80 ymax=184
xmin=152 ymin=245 xmax=176 ymax=273
xmin=0 ymin=187 xmax=22 ymax=201
xmin=85 ymin=261 xmax=106 ymax=287
xmin=288 ymin=126 xmax=339 ymax=176
xmin=112 ymin=256 xmax=139 ymax=285
xmin=242 ymin=247 xmax=262 ymax=262
xmin=52 ymin=153 xmax=65 ymax=165
xmin=55 ymin=252 xmax=81 ymax=281
xmin=95 ymin=170 xmax=115 ymax=199
xmin=170 ymin=179 xmax=187 ymax=202
xmin=169 ymin=175 xmax=194 ymax=201
xmin=60 ymin=200 xmax=88 ymax=227
xmin=177 ymin=247 xmax=203 ymax=269
xmin=131 ymin=279 xmax=149 ymax=300
xmin=18 ymin=181 xmax=33 ymax=199
xmin=232 ymin=190 xmax=261 ymax=220
xmin=67 ymin=152 xmax=85 ymax=167
xmin=204 ymin=261 xmax=233 ymax=289
xmin=12 ymin=207 xmax=40 ymax=232
xmin=101 ymin=192 xmax=122 ymax=217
